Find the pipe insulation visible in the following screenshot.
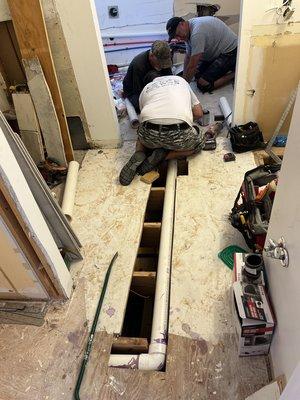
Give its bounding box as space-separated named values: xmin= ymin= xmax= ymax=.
xmin=61 ymin=161 xmax=79 ymax=221
xmin=109 ymin=160 xmax=177 ymax=370
xmin=219 ymin=96 xmax=232 ymax=127
xmin=125 ymin=98 xmax=140 ymax=129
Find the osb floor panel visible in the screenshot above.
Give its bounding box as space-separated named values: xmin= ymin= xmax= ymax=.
xmin=70 ymin=144 xmax=151 ymax=334
xmin=169 ymin=136 xmax=270 ymax=398
xmin=0 ymin=86 xmax=270 ymax=399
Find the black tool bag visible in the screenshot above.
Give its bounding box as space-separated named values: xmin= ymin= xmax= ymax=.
xmin=229 ymin=164 xmax=281 ymax=251
xmin=229 ymin=122 xmax=265 ymax=153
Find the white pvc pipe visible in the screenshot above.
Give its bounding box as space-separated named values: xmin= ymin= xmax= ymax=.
xmin=61 ymin=161 xmax=79 ymax=221
xmin=102 ymin=31 xmax=166 ymax=39
xmin=219 ymin=96 xmax=232 ymax=127
xmin=109 ymin=160 xmax=177 ymax=370
xmin=124 ymin=98 xmax=140 ymax=129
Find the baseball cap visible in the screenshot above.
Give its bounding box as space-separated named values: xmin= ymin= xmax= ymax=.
xmin=166 ymin=17 xmax=184 ymax=41
xmin=151 ymin=41 xmax=172 ymax=69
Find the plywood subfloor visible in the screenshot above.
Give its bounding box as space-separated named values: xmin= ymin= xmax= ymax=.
xmin=0 ymin=85 xmax=270 ymax=399
xmin=169 ymin=136 xmax=270 ymax=399
xmin=71 ymin=143 xmax=151 ymax=334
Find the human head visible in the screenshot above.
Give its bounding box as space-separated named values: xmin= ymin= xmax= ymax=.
xmin=166 ymin=17 xmax=189 ymax=41
xmin=149 ymin=40 xmax=172 ymax=71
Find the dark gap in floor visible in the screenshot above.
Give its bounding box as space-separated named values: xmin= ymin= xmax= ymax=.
xmin=152 ymin=162 xmax=167 ymax=187
xmin=144 ymin=187 xmax=164 ymax=223
xmin=177 ymin=158 xmax=189 ymax=176
xmin=115 ymin=179 xmax=165 ymax=356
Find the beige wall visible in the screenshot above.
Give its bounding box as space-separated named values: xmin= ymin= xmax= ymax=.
xmin=233 ymin=0 xmax=300 ymax=139
xmin=0 ymin=217 xmax=48 ymax=300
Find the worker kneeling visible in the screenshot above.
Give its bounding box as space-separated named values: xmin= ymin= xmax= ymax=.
xmin=119 ymin=75 xmax=204 ymax=186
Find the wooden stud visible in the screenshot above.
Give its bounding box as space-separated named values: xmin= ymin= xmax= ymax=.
xmin=131 ymin=271 xmax=156 ymax=297
xmin=140 ymin=170 xmax=160 ymax=184
xmin=7 ymin=0 xmax=74 ymax=162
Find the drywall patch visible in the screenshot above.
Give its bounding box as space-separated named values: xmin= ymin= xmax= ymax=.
xmin=244 ymin=33 xmax=300 ymax=140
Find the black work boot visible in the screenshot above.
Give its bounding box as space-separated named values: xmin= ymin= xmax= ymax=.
xmin=137 ymin=148 xmax=168 ymax=176
xmin=119 ymin=151 xmax=146 ymax=186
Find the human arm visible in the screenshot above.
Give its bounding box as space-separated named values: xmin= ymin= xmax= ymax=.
xmin=183 ymin=53 xmax=191 ymax=76
xmin=183 ymin=53 xmax=203 ymax=83
xmin=192 ymin=104 xmax=203 ymax=120
xmin=189 ymin=86 xmax=203 ymax=120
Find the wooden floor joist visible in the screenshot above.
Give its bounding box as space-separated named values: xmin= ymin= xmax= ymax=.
xmin=132 ymin=271 xmax=156 ymax=296
xmin=112 ymin=337 xmax=149 ymax=354
xmin=7 ymin=0 xmax=74 ymax=163
xmin=140 ymin=222 xmax=161 ymax=248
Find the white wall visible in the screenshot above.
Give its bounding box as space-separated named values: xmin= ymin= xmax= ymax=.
xmin=96 ymin=0 xmax=173 ymax=32
xmin=99 ymin=0 xmax=241 ymax=65
xmin=56 ymin=0 xmax=121 ymax=148
xmin=264 ymin=85 xmax=300 ymax=380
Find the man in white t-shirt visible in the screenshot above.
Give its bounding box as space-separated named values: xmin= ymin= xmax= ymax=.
xmin=119 ymin=75 xmax=204 ymax=186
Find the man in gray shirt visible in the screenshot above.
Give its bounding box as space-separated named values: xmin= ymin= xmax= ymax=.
xmin=166 ymin=16 xmax=238 ymax=93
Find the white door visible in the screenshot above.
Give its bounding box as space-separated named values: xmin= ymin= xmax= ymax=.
xmin=264 ymin=85 xmax=300 ymax=380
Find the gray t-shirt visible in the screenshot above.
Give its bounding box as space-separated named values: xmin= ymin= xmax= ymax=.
xmin=186 ymin=16 xmax=238 ymax=61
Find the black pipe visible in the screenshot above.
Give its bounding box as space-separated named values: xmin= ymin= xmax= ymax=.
xmin=74 ymin=252 xmax=118 ymax=400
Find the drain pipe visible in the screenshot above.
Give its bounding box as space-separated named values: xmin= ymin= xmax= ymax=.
xmin=109 ymin=160 xmax=177 ymax=370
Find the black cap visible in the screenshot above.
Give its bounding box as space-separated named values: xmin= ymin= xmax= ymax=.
xmin=166 ymin=17 xmax=184 ymax=41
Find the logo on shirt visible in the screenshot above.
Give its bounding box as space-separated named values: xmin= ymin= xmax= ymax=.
xmin=145 ymin=77 xmax=180 ymax=93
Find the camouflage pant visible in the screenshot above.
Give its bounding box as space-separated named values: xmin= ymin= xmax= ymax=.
xmin=138 ymin=123 xmax=204 ymax=152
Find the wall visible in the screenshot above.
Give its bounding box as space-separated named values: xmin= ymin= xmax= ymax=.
xmin=233 ymin=0 xmax=300 ymax=139
xmin=0 ymin=0 xmax=121 ymax=148
xmin=55 ymin=0 xmax=121 ymax=148
xmin=0 ymin=0 xmax=92 ymax=142
xmin=174 ymin=0 xmax=240 ymax=33
xmin=97 ymin=0 xmax=173 ymax=32
xmin=264 ymin=85 xmax=300 ymax=381
xmin=0 ymin=217 xmax=48 ymax=299
xmin=97 ymin=0 xmax=241 ymax=65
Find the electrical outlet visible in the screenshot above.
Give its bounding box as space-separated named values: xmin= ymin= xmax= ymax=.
xmin=108 ymin=6 xmax=119 ymax=18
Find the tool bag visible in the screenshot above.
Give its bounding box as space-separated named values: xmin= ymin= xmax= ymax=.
xmin=229 ymin=122 xmax=265 ymax=153
xmin=229 ymin=164 xmax=281 ymax=251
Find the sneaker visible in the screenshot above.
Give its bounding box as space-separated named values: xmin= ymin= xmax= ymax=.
xmin=137 ymin=148 xmax=168 ymax=176
xmin=119 ymin=151 xmax=146 ymax=186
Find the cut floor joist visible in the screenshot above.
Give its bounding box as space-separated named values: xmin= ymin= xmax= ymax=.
xmin=112 ymin=336 xmax=149 ymax=354
xmin=140 ymin=222 xmax=161 ymax=248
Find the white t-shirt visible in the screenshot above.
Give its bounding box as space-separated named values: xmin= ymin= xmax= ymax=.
xmin=139 ymin=76 xmax=200 ymax=127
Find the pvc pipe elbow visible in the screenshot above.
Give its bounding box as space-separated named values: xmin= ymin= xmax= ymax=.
xmin=138 ymin=351 xmax=165 ymax=371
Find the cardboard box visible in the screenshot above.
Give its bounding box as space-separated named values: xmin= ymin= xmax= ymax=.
xmin=233 ymin=253 xmax=265 ymax=285
xmin=232 ymin=281 xmax=275 ymax=356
